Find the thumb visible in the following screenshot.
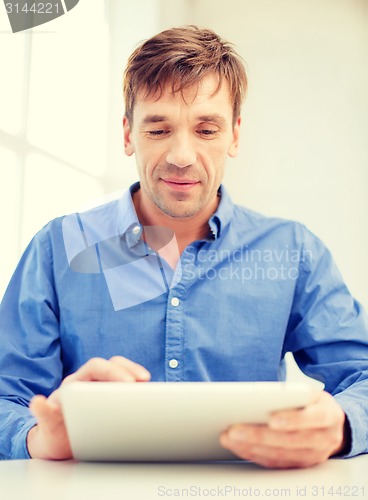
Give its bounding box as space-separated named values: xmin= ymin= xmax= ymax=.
xmin=29 ymin=395 xmax=63 ymax=430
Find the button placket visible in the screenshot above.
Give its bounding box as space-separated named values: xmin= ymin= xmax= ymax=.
xmin=165 ymin=288 xmax=184 ymax=381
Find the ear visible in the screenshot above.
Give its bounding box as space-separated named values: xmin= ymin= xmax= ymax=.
xmin=228 ymin=117 xmax=241 ymax=158
xmin=123 ymin=116 xmax=134 ymax=156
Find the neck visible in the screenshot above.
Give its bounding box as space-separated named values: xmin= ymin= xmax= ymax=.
xmin=132 ymin=189 xmax=219 ymax=255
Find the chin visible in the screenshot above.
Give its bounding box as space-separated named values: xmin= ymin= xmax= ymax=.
xmin=160 ymin=204 xmax=202 ymax=219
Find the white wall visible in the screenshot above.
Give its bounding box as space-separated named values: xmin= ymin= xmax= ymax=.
xmin=0 ymin=2 xmax=110 ymax=296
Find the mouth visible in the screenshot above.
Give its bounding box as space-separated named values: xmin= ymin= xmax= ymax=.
xmin=161 ymin=178 xmax=200 ymax=191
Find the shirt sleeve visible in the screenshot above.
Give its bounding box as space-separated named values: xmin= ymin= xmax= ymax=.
xmin=284 ymin=225 xmax=368 ymax=457
xmin=0 ymin=225 xmax=63 ymax=459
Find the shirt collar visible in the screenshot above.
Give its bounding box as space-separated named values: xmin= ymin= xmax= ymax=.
xmin=208 ymin=185 xmax=234 ymax=239
xmin=117 ymin=182 xmax=234 ymax=245
xmin=116 ymin=182 xmax=142 ymax=248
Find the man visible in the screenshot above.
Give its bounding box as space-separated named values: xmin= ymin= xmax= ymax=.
xmin=0 ymin=26 xmax=367 ymax=468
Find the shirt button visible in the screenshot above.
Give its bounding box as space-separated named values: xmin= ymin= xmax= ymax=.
xmin=132 ymin=225 xmax=140 ymax=235
xmin=170 ymin=297 xmax=180 ymax=307
xmin=169 ymin=359 xmax=179 ymax=369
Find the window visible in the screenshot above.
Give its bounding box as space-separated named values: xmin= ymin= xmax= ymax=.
xmin=0 ymin=1 xmax=110 ymax=298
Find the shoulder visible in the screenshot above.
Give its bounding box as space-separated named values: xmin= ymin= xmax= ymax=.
xmin=26 ymin=197 xmax=124 ymax=258
xmin=232 ymin=203 xmax=316 ymax=243
xmin=229 ymin=203 xmax=333 ymax=271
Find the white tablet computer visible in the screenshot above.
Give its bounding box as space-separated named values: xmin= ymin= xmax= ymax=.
xmin=60 ymin=381 xmax=321 ymax=462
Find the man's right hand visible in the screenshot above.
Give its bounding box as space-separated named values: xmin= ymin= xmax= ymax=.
xmin=27 ymin=356 xmax=151 ymax=460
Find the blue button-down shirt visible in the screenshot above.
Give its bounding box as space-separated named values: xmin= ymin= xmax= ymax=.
xmin=1 ymin=183 xmax=368 ymax=460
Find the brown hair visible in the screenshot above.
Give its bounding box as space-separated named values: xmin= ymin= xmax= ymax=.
xmin=123 ymin=25 xmax=247 ymax=127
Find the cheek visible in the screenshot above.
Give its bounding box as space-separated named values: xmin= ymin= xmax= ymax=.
xmin=136 ymin=140 xmax=166 ymax=169
xmin=203 ymin=143 xmax=229 ymax=169
xmin=208 ymin=147 xmax=227 ymax=183
xmin=136 ymin=153 xmax=159 ymax=181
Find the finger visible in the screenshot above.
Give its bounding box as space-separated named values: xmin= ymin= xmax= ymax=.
xmin=29 ymin=395 xmax=64 ymax=432
xmin=62 ymin=357 xmax=150 ymax=384
xmin=29 ymin=395 xmax=58 ymax=418
xmin=268 ymin=391 xmax=345 ymax=431
xmin=220 ymin=430 xmax=332 ymax=469
xmin=220 ymin=423 xmax=333 ymax=451
xmin=109 ymin=356 xmax=151 ymax=381
xmin=47 ymin=388 xmax=62 ymax=406
xmin=235 ymin=443 xmax=328 ymax=469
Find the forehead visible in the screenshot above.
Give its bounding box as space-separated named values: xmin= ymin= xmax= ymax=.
xmin=133 ymin=73 xmax=233 ymax=121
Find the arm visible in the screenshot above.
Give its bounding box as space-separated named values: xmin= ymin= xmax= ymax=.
xmin=286 ymin=226 xmax=368 ymax=460
xmin=221 ymin=225 xmax=368 ymax=468
xmin=0 ymin=224 xmax=151 ymax=460
xmin=0 ymin=229 xmax=62 ymax=459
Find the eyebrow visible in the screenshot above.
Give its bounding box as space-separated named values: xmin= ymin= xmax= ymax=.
xmin=197 ymin=114 xmax=226 ymax=127
xmin=142 ymin=115 xmax=168 ymax=124
xmin=142 ymin=114 xmax=227 ymax=126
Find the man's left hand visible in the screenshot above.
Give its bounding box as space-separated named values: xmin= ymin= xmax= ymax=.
xmin=220 ymin=390 xmax=347 ymax=469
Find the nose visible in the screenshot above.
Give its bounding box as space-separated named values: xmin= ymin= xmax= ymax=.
xmin=166 ymin=133 xmax=197 ymax=168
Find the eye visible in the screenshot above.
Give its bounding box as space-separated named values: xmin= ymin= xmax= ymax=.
xmin=200 ymin=129 xmax=216 ymax=135
xmin=197 ymin=128 xmax=218 ymax=138
xmin=148 ymin=130 xmax=169 ymax=136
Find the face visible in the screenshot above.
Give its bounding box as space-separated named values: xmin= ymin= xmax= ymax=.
xmin=123 ymin=73 xmax=241 ymax=220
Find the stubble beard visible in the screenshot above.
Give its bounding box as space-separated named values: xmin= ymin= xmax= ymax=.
xmin=151 ymin=190 xmax=205 ymax=219
xmin=150 ymin=164 xmax=206 ymax=218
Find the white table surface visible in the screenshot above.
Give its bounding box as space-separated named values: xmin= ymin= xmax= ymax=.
xmin=0 ymin=456 xmax=367 ymax=500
